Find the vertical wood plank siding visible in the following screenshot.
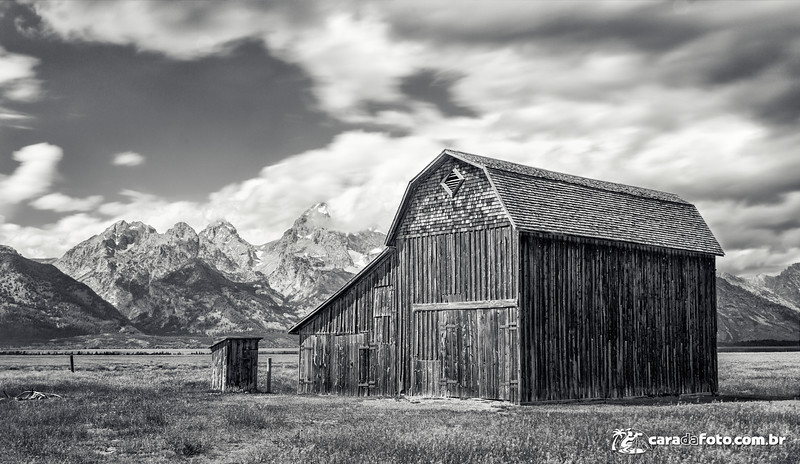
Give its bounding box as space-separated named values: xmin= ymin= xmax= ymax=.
xmin=412 ymin=305 xmax=518 ymax=401
xmin=397 ymin=227 xmax=518 ymax=401
xmin=210 ymin=338 xmax=260 ymax=392
xmin=518 ymin=232 xmax=718 ymax=402
xmin=298 ymin=251 xmax=396 ymax=396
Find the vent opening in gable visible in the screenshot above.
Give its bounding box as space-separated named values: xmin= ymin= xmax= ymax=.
xmin=441 ymin=168 xmax=465 ymax=197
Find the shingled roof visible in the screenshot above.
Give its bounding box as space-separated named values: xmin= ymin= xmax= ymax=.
xmin=387 ymin=149 xmax=724 ymax=256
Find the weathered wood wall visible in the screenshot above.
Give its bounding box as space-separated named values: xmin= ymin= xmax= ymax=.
xmin=411 ymin=304 xmax=518 ymax=402
xmin=210 ymin=343 xmax=227 ymax=391
xmin=297 ymin=252 xmax=396 ymax=395
xmin=297 ymin=252 xmax=395 ymax=339
xmin=395 ymin=226 xmax=519 ymax=400
xmin=518 ymin=232 xmax=718 ymax=402
xmin=211 ymin=338 xmax=260 ymax=392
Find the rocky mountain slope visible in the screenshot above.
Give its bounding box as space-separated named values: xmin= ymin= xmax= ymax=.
xmin=255 ymin=203 xmax=384 ymax=305
xmin=0 ymin=245 xmax=131 ymax=342
xmin=753 ymin=263 xmax=800 ymax=309
xmin=54 ymin=221 xmax=291 ymax=335
xmin=53 ymin=203 xmax=385 ymax=336
xmin=717 ymin=271 xmax=800 ymax=344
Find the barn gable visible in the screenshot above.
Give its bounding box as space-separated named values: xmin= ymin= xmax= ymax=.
xmin=391 ymin=156 xmax=511 ymax=242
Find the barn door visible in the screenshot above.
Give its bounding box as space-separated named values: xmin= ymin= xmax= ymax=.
xmin=299 ymin=338 xmax=314 ymax=393
xmin=298 ymin=334 xmax=332 ymax=394
xmin=370 ymin=286 xmax=395 ymax=396
xmin=440 ymin=310 xmax=463 ymax=398
xmin=501 ymin=311 xmax=519 ymax=403
xmin=412 ymin=310 xmax=440 ymax=396
xmin=437 ymin=306 xmax=518 ymax=401
xmin=372 ymin=286 xmax=394 ymax=344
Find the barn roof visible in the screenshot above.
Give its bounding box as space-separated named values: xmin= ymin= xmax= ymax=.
xmin=386 ymin=149 xmax=724 ymax=256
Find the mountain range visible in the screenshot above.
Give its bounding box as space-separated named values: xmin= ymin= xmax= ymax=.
xmin=716 ymin=268 xmax=800 ymax=344
xmin=0 ymin=203 xmax=797 ymax=345
xmin=49 ymin=203 xmax=383 ymax=337
xmin=0 ymin=245 xmax=132 ymax=341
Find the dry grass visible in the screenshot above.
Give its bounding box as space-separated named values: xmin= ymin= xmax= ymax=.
xmin=718 ymin=352 xmax=800 ymax=398
xmin=0 ymin=352 xmax=797 ymax=463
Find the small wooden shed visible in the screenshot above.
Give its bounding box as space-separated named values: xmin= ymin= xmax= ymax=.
xmin=210 ymin=337 xmax=261 ymax=392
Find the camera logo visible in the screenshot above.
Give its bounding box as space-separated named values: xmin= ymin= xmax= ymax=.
xmin=611 ymin=428 xmax=652 ymax=455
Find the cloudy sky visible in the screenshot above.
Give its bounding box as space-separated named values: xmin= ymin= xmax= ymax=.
xmin=1 ymin=1 xmax=799 ymax=276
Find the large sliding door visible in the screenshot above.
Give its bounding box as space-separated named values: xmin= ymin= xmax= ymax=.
xmin=412 ymin=301 xmax=518 ymax=402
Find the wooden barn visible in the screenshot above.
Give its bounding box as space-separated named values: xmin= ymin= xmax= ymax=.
xmin=288 ymin=150 xmax=724 ymax=403
xmin=210 ymin=337 xmax=261 ymax=392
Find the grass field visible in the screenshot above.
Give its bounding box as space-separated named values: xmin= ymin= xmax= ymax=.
xmin=0 ymin=352 xmax=797 ymax=463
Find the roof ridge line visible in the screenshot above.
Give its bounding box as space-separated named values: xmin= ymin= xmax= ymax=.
xmin=445 ymin=149 xmax=689 ymax=205
xmin=487 ymin=166 xmax=691 ymax=207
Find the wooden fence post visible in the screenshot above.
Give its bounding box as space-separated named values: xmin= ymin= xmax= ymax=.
xmin=267 ymin=358 xmax=272 ymax=393
xmin=69 ymin=354 xmax=74 ymax=373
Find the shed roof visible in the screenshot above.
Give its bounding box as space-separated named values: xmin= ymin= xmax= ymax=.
xmin=386 ymin=149 xmax=723 ymax=256
xmin=209 ymin=337 xmax=262 ymax=351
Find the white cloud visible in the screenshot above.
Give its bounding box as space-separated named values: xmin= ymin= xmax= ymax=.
xmin=0 ymin=47 xmax=41 ymax=125
xmin=0 ymin=213 xmax=116 ymax=259
xmin=0 ymin=46 xmax=41 ymax=102
xmin=29 ymin=0 xmax=283 ymax=59
xmin=203 ymin=131 xmax=441 ymax=243
xmin=30 ymin=193 xmax=104 ymax=212
xmin=0 ymin=143 xmax=62 ymax=209
xmin=0 ymin=132 xmax=437 ymax=257
xmin=97 ymin=189 xmax=204 ymax=233
xmin=280 ymin=11 xmax=422 ymax=115
xmin=111 ymin=151 xmax=145 ymax=166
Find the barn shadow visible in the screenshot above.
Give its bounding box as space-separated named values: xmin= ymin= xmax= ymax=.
xmin=522 ymin=393 xmax=799 ymax=406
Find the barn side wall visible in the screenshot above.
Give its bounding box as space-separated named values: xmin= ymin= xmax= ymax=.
xmin=297 ymin=251 xmax=396 ymax=396
xmin=518 ymin=232 xmax=718 ymax=402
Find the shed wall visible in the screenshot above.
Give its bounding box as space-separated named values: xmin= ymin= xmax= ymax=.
xmin=518 ymin=232 xmax=718 ymax=402
xmin=210 ymin=338 xmax=260 ymax=392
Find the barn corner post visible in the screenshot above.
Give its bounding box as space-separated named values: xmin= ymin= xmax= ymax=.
xmin=289 ymin=149 xmax=723 ymax=403
xmin=209 ymin=337 xmax=262 ymax=393
xmin=710 ymin=256 xmax=720 ymax=396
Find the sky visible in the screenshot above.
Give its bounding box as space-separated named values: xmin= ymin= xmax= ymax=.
xmin=1 ymin=0 xmax=799 ymax=276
